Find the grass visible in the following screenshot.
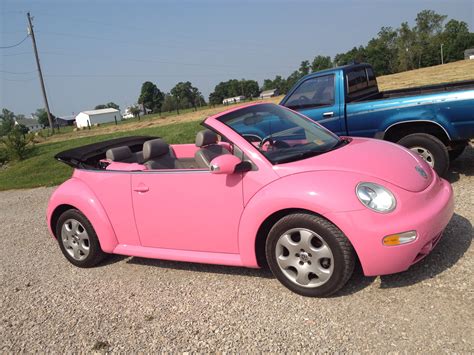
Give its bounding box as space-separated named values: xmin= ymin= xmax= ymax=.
xmin=0 ymin=120 xmax=201 ymax=190
xmin=377 ymin=59 xmax=474 ymax=90
xmin=1 ymin=60 xmax=473 ymax=190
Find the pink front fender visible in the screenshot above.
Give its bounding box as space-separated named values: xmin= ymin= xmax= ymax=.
xmin=47 ymin=177 xmax=118 ymax=253
xmin=238 ymin=171 xmax=366 ymax=267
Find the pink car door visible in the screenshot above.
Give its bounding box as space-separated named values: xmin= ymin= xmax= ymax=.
xmin=131 ymin=170 xmax=243 ymax=253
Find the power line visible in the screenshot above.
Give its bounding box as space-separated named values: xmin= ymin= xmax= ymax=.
xmin=0 ymin=35 xmax=29 ymax=49
xmin=2 ymin=77 xmax=37 ymax=82
xmin=0 ymin=70 xmax=38 ymax=75
xmin=1 ymin=51 xmax=31 ymax=57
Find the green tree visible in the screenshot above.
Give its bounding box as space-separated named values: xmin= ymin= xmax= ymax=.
xmin=441 ymin=20 xmax=474 ymax=62
xmin=34 ymin=108 xmax=56 ymax=127
xmin=311 ymin=55 xmax=333 ymax=72
xmin=2 ymin=126 xmax=33 ymax=160
xmin=396 ymin=22 xmax=417 ymax=71
xmin=138 ymin=81 xmax=164 ymax=114
xmin=299 ymin=60 xmax=310 ymax=76
xmin=129 ymin=105 xmax=141 ymax=119
xmin=413 ymin=10 xmax=447 ymax=67
xmin=0 ymin=109 xmax=15 ymax=136
xmin=106 ymin=102 xmax=119 ymax=110
xmin=334 ymin=46 xmax=367 ymax=66
xmin=94 ymin=102 xmax=119 ymax=110
xmin=365 ymin=27 xmax=398 ymax=75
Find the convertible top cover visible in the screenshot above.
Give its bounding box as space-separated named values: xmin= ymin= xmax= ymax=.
xmin=55 ymin=135 xmax=158 ymax=168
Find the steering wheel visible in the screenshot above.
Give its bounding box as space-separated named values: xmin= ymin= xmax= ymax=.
xmin=298 ymin=95 xmax=311 ymax=105
xmin=242 ymin=133 xmax=263 ymax=144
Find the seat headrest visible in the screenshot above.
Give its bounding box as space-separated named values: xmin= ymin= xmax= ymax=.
xmin=106 ymin=146 xmax=132 ymax=161
xmin=196 ymin=130 xmax=218 ymax=147
xmin=143 ymin=138 xmax=169 ymax=160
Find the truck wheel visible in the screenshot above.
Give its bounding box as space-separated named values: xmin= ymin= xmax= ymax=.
xmin=397 ymin=133 xmax=449 ymax=176
xmin=265 ymin=213 xmax=355 ymax=297
xmin=449 ymin=145 xmax=466 ymax=161
xmin=56 ymin=209 xmax=107 ymax=268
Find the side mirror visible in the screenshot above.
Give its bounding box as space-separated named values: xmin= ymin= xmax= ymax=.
xmin=209 ymin=155 xmax=242 ymax=174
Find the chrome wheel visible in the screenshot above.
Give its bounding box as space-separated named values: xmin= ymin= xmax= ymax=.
xmin=61 ymin=219 xmax=90 ymax=261
xmin=275 ymin=228 xmax=334 ymax=288
xmin=410 ymin=146 xmax=435 ymax=167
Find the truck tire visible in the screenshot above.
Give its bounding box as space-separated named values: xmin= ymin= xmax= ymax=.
xmin=449 ymin=145 xmax=466 ymax=161
xmin=397 ymin=133 xmax=449 ymax=176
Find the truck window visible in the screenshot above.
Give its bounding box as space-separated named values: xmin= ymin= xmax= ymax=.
xmin=346 ymin=67 xmax=378 ymax=101
xmin=367 ymin=67 xmax=376 ymax=86
xmin=285 ymin=74 xmax=335 ymax=109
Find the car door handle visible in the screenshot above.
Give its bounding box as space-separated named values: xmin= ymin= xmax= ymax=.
xmin=323 ymin=111 xmax=334 ymax=118
xmin=133 ymin=185 xmax=149 ymax=193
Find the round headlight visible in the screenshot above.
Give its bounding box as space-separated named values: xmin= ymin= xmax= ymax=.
xmin=356 ymin=182 xmax=396 ymax=213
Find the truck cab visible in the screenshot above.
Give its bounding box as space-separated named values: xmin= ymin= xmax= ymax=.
xmin=280 ymin=63 xmax=474 ymax=176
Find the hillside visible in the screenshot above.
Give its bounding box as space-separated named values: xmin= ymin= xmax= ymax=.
xmin=377 ymin=60 xmax=474 ymax=90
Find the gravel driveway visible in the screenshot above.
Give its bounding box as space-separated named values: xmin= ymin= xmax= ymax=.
xmin=1 ymin=147 xmax=473 ymax=352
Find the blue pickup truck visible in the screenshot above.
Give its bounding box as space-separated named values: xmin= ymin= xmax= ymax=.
xmin=280 ymin=63 xmax=474 ymax=176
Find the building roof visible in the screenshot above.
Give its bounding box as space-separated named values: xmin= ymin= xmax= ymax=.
xmin=261 ymin=89 xmax=277 ymax=95
xmin=15 ymin=118 xmax=41 ymax=126
xmin=80 ymin=108 xmax=119 ymax=116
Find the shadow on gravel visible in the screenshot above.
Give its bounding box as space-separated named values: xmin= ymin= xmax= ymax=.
xmin=446 ymin=144 xmax=474 ymax=183
xmin=126 ymin=257 xmax=274 ymax=279
xmin=379 ymin=213 xmax=472 ymax=289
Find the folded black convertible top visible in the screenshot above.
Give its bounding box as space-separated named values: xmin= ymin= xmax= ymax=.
xmin=55 ymin=135 xmax=158 ymax=168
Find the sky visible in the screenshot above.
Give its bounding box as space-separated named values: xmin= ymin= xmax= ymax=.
xmin=1 ymin=0 xmax=473 ymax=117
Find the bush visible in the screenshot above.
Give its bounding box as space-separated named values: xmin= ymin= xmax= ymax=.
xmin=2 ymin=127 xmax=34 ymax=161
xmin=0 ymin=146 xmax=7 ymax=166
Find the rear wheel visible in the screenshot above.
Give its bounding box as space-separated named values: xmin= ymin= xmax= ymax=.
xmin=449 ymin=144 xmax=467 ymax=161
xmin=397 ymin=133 xmax=449 ymax=176
xmin=56 ymin=209 xmax=107 ymax=268
xmin=265 ymin=213 xmax=355 ymax=297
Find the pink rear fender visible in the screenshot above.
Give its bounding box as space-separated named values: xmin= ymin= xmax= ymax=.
xmin=238 ymin=171 xmax=366 ymax=267
xmin=47 ymin=177 xmax=118 ymax=253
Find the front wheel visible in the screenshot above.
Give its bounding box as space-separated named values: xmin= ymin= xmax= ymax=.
xmin=397 ymin=133 xmax=449 ymax=176
xmin=265 ymin=213 xmax=355 ymax=297
xmin=56 ymin=209 xmax=107 ymax=268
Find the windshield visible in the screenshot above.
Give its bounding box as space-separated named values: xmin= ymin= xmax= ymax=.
xmin=218 ymin=103 xmax=343 ymax=164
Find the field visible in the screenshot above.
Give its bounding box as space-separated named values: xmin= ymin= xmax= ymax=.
xmin=377 ymin=59 xmax=474 ymax=90
xmin=0 ymin=60 xmax=473 ymax=190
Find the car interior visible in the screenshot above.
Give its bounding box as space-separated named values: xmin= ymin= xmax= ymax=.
xmin=104 ymin=129 xmax=233 ymax=170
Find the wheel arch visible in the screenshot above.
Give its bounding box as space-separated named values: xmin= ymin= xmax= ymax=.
xmin=50 ymin=204 xmax=76 ymax=239
xmin=47 ymin=177 xmax=118 ymax=253
xmin=238 ymin=172 xmax=366 ymax=268
xmin=382 ymin=120 xmax=451 ymax=145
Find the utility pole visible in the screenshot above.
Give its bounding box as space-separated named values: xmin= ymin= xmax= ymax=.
xmin=440 ymin=43 xmax=444 ymax=65
xmin=27 ymin=12 xmax=54 ymax=133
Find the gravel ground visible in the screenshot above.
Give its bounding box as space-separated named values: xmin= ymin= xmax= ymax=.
xmin=1 ymin=146 xmax=473 ymax=352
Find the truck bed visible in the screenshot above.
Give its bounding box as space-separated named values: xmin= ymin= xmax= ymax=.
xmin=354 ymin=80 xmax=474 ymax=102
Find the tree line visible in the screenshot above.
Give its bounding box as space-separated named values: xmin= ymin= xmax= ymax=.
xmin=262 ymin=10 xmax=474 ymax=94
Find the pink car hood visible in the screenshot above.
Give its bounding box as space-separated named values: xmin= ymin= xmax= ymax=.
xmin=273 ymin=138 xmax=434 ymax=192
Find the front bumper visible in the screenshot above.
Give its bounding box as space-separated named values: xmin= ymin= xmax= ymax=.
xmin=325 ymin=174 xmax=454 ymax=276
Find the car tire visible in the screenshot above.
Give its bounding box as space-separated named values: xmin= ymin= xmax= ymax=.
xmin=56 ymin=209 xmax=107 ymax=268
xmin=397 ymin=133 xmax=449 ymax=176
xmin=449 ymin=145 xmax=466 ymax=161
xmin=265 ymin=213 xmax=355 ymax=297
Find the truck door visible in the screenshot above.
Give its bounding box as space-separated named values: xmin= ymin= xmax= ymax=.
xmin=281 ymin=74 xmax=345 ymax=135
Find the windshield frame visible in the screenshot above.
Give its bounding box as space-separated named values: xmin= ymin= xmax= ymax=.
xmin=216 ymin=103 xmax=343 ymax=165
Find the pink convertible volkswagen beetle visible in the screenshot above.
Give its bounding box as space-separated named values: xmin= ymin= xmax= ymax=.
xmin=47 ymin=103 xmax=454 ymax=297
